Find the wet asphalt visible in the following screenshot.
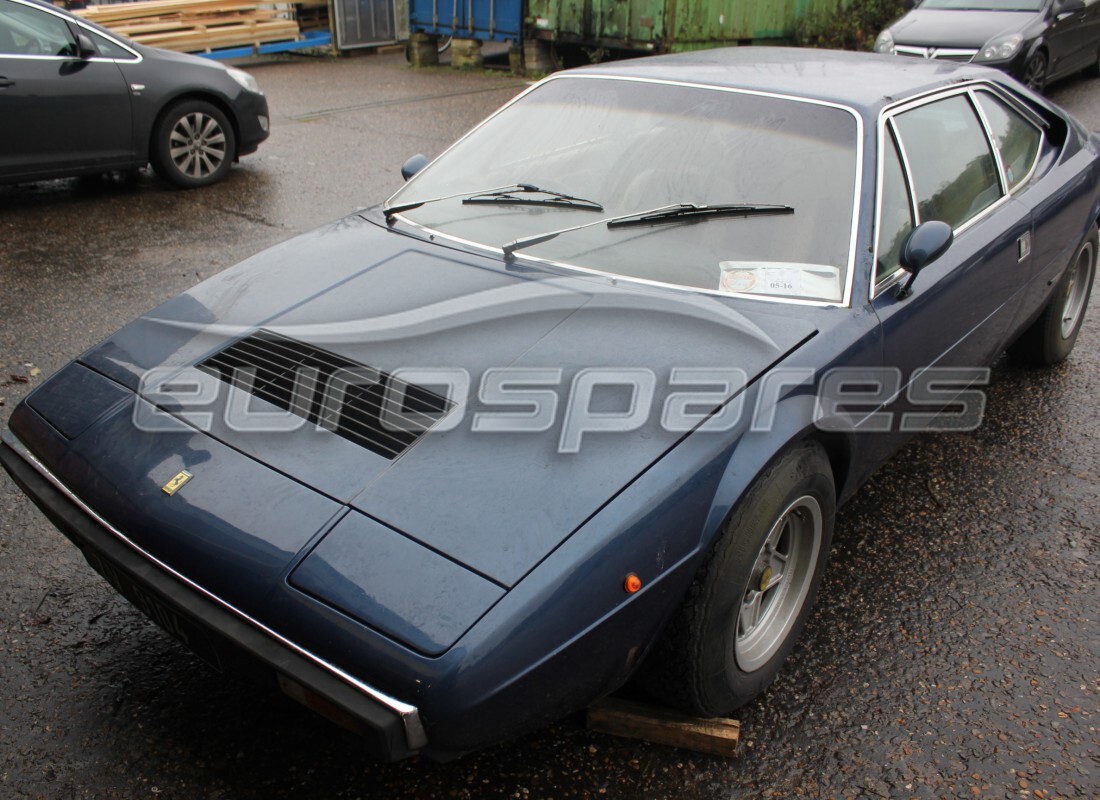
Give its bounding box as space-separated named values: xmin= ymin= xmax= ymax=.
xmin=0 ymin=53 xmax=1097 ymax=800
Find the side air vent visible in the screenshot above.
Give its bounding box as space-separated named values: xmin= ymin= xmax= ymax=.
xmin=198 ymin=330 xmax=453 ymax=459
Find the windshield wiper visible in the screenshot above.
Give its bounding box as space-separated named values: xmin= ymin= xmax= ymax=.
xmin=606 ymin=202 xmax=792 ymax=228
xmin=502 ymin=202 xmax=794 ymax=256
xmin=384 ymin=183 xmax=601 ymax=220
xmin=463 ymin=186 xmax=603 ymax=211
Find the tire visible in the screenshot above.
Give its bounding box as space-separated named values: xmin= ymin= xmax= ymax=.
xmin=1010 ymin=227 xmax=1097 ymax=366
xmin=636 ymin=442 xmax=835 ymax=716
xmin=1022 ymin=51 xmax=1048 ymax=93
xmin=151 ymin=100 xmax=236 ymax=188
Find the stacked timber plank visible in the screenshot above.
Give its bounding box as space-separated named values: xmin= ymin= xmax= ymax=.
xmin=77 ymin=0 xmax=302 ymax=54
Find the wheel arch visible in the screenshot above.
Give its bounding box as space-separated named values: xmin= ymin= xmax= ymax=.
xmin=701 ymin=403 xmax=854 ymax=559
xmin=148 ymin=91 xmax=241 ymax=163
xmin=1016 ymin=39 xmax=1049 ymax=86
xmin=807 ymin=428 xmax=855 ymax=504
xmin=1025 ymin=38 xmax=1048 ymax=65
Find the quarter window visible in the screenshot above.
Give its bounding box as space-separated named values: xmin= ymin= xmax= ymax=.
xmin=893 ymin=95 xmax=1002 ymax=229
xmin=975 ymin=91 xmax=1041 ymax=191
xmin=876 ymin=127 xmax=915 ymax=285
xmin=88 ymin=29 xmax=136 ymax=59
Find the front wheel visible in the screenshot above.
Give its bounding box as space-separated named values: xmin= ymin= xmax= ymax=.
xmin=636 ymin=442 xmax=835 ymax=716
xmin=151 ymin=100 xmax=236 ymax=188
xmin=1022 ymin=51 xmax=1048 ymax=93
xmin=1010 ymin=228 xmax=1097 ymax=365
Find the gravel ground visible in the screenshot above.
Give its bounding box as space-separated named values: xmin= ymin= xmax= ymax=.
xmin=0 ymin=52 xmax=1097 ymax=800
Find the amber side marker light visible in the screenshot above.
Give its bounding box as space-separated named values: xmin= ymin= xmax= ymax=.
xmin=624 ymin=573 xmax=643 ymax=593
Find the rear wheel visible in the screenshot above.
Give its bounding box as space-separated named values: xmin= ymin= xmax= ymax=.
xmin=636 ymin=442 xmax=835 ymax=716
xmin=1010 ymin=228 xmax=1097 ymax=365
xmin=151 ymin=100 xmax=236 ymax=188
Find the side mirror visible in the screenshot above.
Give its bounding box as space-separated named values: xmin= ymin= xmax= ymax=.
xmin=902 ymin=0 xmax=917 ymax=9
xmin=76 ymin=32 xmax=96 ymax=59
xmin=1055 ymin=0 xmax=1085 ymax=17
xmin=400 ymin=153 xmax=429 ymax=181
xmin=896 ymin=220 xmax=953 ymax=299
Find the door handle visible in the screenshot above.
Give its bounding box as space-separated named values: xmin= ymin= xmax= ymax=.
xmin=0 ymin=77 xmax=14 ymax=88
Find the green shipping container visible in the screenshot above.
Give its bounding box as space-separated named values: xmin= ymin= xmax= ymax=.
xmin=525 ymin=0 xmax=847 ymax=53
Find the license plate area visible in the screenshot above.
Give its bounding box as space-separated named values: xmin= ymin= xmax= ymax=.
xmin=84 ymin=548 xmax=223 ymax=672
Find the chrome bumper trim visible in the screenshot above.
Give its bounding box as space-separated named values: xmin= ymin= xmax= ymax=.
xmin=1 ymin=429 xmax=428 ymax=751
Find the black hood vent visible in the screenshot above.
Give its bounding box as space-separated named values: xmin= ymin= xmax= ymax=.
xmin=198 ymin=330 xmax=453 ymax=459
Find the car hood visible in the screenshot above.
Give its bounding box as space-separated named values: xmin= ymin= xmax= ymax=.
xmin=891 ymin=8 xmax=1036 ymax=47
xmin=78 ymin=214 xmax=817 ymax=586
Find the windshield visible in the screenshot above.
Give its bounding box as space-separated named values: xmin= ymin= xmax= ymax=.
xmin=387 ymin=77 xmax=860 ymax=304
xmin=917 ymin=0 xmax=1043 ymax=10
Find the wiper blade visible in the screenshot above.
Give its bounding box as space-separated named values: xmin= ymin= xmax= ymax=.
xmin=502 ymin=202 xmax=794 ymax=256
xmin=463 ymin=186 xmax=603 ymax=211
xmin=385 ymin=183 xmax=521 ymax=219
xmin=384 ymin=183 xmax=601 ymax=220
xmin=606 ymin=203 xmax=793 ymax=228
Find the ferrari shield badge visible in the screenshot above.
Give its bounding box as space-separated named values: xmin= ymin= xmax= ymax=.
xmin=162 ymin=470 xmax=193 ymax=496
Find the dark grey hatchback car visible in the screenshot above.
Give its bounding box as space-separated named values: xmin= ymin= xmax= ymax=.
xmin=874 ymin=0 xmax=1100 ymax=93
xmin=0 ymin=0 xmax=269 ymax=187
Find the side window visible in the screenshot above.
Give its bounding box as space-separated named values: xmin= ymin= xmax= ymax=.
xmin=893 ymin=95 xmax=1002 ymax=230
xmin=975 ymin=91 xmax=1041 ymax=191
xmin=0 ymin=1 xmax=77 ymax=57
xmin=0 ymin=2 xmax=22 ymax=54
xmin=876 ymin=126 xmax=915 ymax=285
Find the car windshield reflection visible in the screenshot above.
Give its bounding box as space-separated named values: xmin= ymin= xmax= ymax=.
xmin=387 ymin=77 xmax=859 ymax=304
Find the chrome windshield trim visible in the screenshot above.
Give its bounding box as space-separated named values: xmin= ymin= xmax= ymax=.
xmin=389 ymin=216 xmax=845 ymax=308
xmin=1 ymin=429 xmax=427 ymax=751
xmin=386 ymin=73 xmax=863 ymax=309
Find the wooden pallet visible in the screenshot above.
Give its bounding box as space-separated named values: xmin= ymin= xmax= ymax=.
xmin=80 ymin=0 xmax=266 ymax=24
xmin=587 ymin=697 xmax=741 ymax=757
xmin=77 ymin=0 xmax=304 ymax=54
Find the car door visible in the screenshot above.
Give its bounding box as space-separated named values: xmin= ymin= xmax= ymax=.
xmin=1043 ymin=0 xmax=1093 ymax=77
xmin=872 ymin=88 xmax=1036 ymax=388
xmin=0 ymin=0 xmax=132 ymax=180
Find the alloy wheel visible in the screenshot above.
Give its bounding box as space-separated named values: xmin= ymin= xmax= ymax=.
xmin=1061 ymin=241 xmax=1095 ymax=339
xmin=735 ymin=494 xmax=823 ymax=672
xmin=1024 ymin=55 xmax=1047 ymax=92
xmin=169 ymin=112 xmax=228 ymax=180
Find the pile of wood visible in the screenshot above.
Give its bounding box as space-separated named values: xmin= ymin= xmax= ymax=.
xmin=77 ymin=0 xmax=306 ymax=54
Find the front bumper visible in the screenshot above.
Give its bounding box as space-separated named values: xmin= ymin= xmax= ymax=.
xmin=0 ymin=429 xmax=426 ymax=762
xmin=234 ymin=91 xmax=270 ymax=157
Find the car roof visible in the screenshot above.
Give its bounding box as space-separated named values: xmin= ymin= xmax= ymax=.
xmin=569 ymin=46 xmax=1012 ymax=115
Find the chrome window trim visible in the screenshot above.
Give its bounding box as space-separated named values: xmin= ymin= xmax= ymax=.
xmin=4 ymin=0 xmax=143 ymax=63
xmin=1 ymin=429 xmax=428 ymax=752
xmin=75 ymin=18 xmax=141 ymax=62
xmin=872 ymin=122 xmax=916 ymax=294
xmin=889 ymin=118 xmax=920 ymax=222
xmin=870 ymin=81 xmax=1044 ymax=301
xmin=972 ymin=91 xmax=1010 ymax=196
xmin=873 ymin=265 xmax=909 ymax=296
xmin=386 ymin=73 xmax=864 ymax=309
xmin=972 ymin=88 xmax=1045 ymax=191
